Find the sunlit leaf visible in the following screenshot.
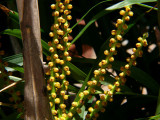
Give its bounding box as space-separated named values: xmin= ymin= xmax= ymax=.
xmin=106 ymin=0 xmax=157 ymax=10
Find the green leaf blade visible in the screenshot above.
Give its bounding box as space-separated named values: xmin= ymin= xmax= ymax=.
xmin=106 ymin=0 xmax=157 ymax=10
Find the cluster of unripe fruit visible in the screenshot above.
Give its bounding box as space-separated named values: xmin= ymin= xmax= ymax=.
xmin=46 ymin=0 xmax=73 ymax=120
xmin=61 ymin=6 xmax=136 ymax=120
xmin=83 ymin=6 xmax=135 ymax=120
xmin=84 ymin=7 xmax=148 ymax=120
xmin=85 ymin=33 xmax=148 ymax=120
xmin=46 ymin=3 xmax=148 ymax=120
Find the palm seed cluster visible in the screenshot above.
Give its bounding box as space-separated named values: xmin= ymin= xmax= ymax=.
xmin=46 ymin=0 xmax=73 ymax=119
xmin=46 ymin=2 xmax=148 ymax=120
xmin=85 ymin=33 xmax=148 ymax=120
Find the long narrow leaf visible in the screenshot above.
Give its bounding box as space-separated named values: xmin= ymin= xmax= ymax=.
xmin=0 ymin=4 xmax=19 ymax=24
xmin=74 ymin=68 xmax=93 ymax=102
xmin=0 ymin=29 xmax=50 ymax=56
xmin=155 ymin=89 xmax=160 ymax=115
xmin=66 ymin=61 xmax=87 ymax=80
xmin=3 ymin=53 xmax=23 ymax=65
xmin=112 ymin=60 xmax=159 ymax=94
xmin=6 ymin=63 xmax=24 ymax=73
xmin=106 ymin=0 xmax=157 ymax=10
xmin=69 ymin=10 xmax=111 ymax=48
xmin=137 ymin=3 xmax=158 ymax=11
xmin=3 ymin=54 xmax=24 ymax=73
xmin=69 ymin=0 xmax=111 ymax=32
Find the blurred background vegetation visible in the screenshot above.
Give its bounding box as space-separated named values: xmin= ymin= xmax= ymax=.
xmin=0 ymin=0 xmax=160 ymax=119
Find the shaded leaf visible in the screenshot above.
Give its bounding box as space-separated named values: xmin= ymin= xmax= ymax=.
xmin=70 ymin=10 xmax=111 ymax=47
xmin=72 ymin=57 xmax=96 ymax=64
xmin=3 ymin=54 xmax=24 ymax=73
xmin=3 ymin=54 xmax=23 ymax=66
xmin=155 ymin=89 xmax=160 ymax=115
xmin=69 ymin=0 xmax=111 ymax=32
xmin=149 ymin=114 xmax=160 ymax=120
xmin=1 ymin=29 xmax=50 ymax=56
xmin=74 ymin=68 xmax=93 ymax=102
xmin=112 ymin=60 xmax=159 ymax=94
xmin=66 ymin=61 xmax=87 ymax=81
xmin=68 ymin=85 xmax=79 ymax=93
xmin=9 ymin=11 xmax=19 ymax=24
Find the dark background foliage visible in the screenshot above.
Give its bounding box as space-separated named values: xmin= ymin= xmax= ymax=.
xmin=0 ymin=0 xmax=160 ymax=119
